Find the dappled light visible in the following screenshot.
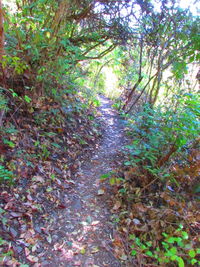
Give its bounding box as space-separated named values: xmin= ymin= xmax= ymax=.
xmin=0 ymin=0 xmax=199 ymax=266
xmin=103 ymin=67 xmax=121 ymax=99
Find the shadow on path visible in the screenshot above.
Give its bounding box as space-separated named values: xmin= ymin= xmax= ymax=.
xmin=41 ymin=96 xmax=127 ymax=267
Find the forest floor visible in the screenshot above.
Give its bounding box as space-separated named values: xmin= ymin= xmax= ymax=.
xmin=34 ymin=96 xmax=128 ymax=267
xmin=0 ymin=96 xmax=131 ymax=267
xmin=1 ymin=95 xmax=200 ymax=267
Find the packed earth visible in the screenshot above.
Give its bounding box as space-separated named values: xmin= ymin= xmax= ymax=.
xmin=32 ymin=96 xmax=128 ymax=267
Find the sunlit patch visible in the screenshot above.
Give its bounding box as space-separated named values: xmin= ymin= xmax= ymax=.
xmin=55 ymin=219 xmax=102 ymax=263
xmin=102 ymin=67 xmax=122 ymax=99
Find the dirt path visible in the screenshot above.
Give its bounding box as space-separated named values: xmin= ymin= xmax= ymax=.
xmin=38 ymin=96 xmax=127 ymax=267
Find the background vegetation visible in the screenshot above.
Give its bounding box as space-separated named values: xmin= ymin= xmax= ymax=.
xmin=0 ymin=0 xmax=199 ymax=266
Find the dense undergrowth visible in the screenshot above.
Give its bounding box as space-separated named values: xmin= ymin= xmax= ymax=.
xmin=107 ymin=92 xmax=200 ymax=266
xmin=0 ymin=0 xmax=200 ymax=266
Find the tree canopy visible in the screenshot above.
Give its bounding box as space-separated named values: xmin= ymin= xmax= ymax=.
xmin=0 ymin=1 xmax=199 ymax=266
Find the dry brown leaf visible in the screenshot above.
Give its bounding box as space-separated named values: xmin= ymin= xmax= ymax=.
xmin=27 ymin=255 xmax=39 ymax=263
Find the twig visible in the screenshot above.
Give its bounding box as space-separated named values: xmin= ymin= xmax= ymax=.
xmin=140 ymin=177 xmax=159 ymax=193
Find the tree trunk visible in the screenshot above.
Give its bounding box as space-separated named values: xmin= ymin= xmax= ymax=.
xmin=125 ymin=73 xmax=156 ymax=113
xmin=0 ymin=0 xmax=4 ymax=62
xmin=0 ymin=0 xmax=5 ymax=85
xmin=0 ymin=0 xmax=6 ymax=127
xmin=122 ymin=76 xmax=143 ymax=110
xmin=122 ymin=36 xmax=144 ymax=110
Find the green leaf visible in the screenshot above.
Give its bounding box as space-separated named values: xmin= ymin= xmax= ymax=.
xmin=182 ymin=231 xmax=189 ymax=240
xmin=80 ymin=248 xmax=86 ymax=254
xmin=24 ymin=95 xmax=31 ymax=103
xmin=129 ymin=234 xmax=135 ymax=240
xmin=145 ymin=241 xmax=152 ymax=247
xmin=179 ymin=224 xmax=184 ymax=230
xmin=191 ymin=259 xmax=197 ymax=265
xmin=109 ymin=177 xmax=116 ymax=185
xmin=170 ymin=247 xmax=177 ymax=255
xmin=145 ymin=250 xmax=153 ymax=257
xmin=45 ymin=132 xmax=57 ymax=137
xmin=46 ymin=187 xmax=53 ymax=192
xmin=188 ymin=250 xmax=196 ymax=258
xmin=3 ymin=139 xmax=15 ymax=148
xmin=52 ymin=143 xmax=61 ymax=148
xmin=171 ymin=255 xmax=185 ymax=267
xmin=166 ymin=237 xmax=176 ymax=244
xmin=131 ymin=249 xmax=137 ymax=256
xmin=124 ymin=161 xmax=132 ymax=166
xmin=100 ymin=173 xmax=111 ymax=180
xmin=177 ymin=257 xmax=185 ymax=267
xmin=162 ymin=232 xmax=168 ymax=238
xmin=0 ymin=208 xmax=5 ymax=214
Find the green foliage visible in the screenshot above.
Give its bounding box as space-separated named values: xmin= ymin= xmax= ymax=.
xmin=0 ymin=165 xmax=13 ymax=184
xmin=0 ymin=90 xmax=9 ymax=112
xmin=3 ymin=138 xmax=15 ymax=148
xmin=24 ymin=95 xmax=31 ymax=103
xmin=3 ymin=0 xmax=135 ymax=97
xmin=125 ymin=93 xmax=200 ymax=176
xmin=1 ymin=55 xmax=28 ymax=74
xmin=130 ymin=225 xmax=200 ymax=266
xmin=1 ymin=124 xmax=18 ymax=134
xmin=0 ymin=237 xmax=12 ymax=254
xmin=34 ymin=141 xmax=50 ymax=161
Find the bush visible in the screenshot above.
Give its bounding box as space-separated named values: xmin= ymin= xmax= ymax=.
xmin=125 ymin=93 xmax=200 ymax=177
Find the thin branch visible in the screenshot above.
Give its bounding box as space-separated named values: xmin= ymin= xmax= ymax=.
xmin=122 ymin=36 xmax=144 ymax=110
xmin=81 ymin=44 xmax=116 ymax=60
xmin=125 ymin=73 xmax=157 ymax=113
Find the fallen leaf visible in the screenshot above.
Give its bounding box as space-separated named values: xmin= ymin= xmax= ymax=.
xmin=73 ymin=261 xmax=81 ymax=266
xmin=46 ymin=187 xmax=53 ymax=192
xmin=47 ymin=235 xmax=52 ymax=243
xmin=32 ymin=176 xmax=45 ymax=183
xmin=91 ymin=247 xmax=99 ymax=253
xmin=109 ymin=177 xmax=116 ymax=185
xmin=133 ymin=203 xmax=147 ymax=213
xmin=24 ymin=247 xmax=30 ymax=256
xmin=113 ymin=201 xmax=121 ymax=210
xmin=27 ymin=194 xmax=33 ymax=201
xmin=10 ymin=212 xmax=22 ymax=218
xmin=98 ymin=189 xmax=105 ymax=195
xmin=91 ymin=220 xmax=100 ymax=226
xmin=63 ymin=250 xmax=74 ymax=261
xmin=113 ymin=236 xmax=123 ymax=247
xmin=80 ymin=248 xmax=86 ymax=254
xmin=120 ymin=254 xmax=128 ymax=261
xmin=27 ymin=255 xmax=39 ymax=263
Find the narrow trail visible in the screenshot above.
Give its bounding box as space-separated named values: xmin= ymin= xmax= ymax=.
xmin=40 ymin=96 xmax=127 ymax=267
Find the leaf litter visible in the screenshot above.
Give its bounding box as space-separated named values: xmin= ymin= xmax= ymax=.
xmin=0 ymin=96 xmax=130 ymax=266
